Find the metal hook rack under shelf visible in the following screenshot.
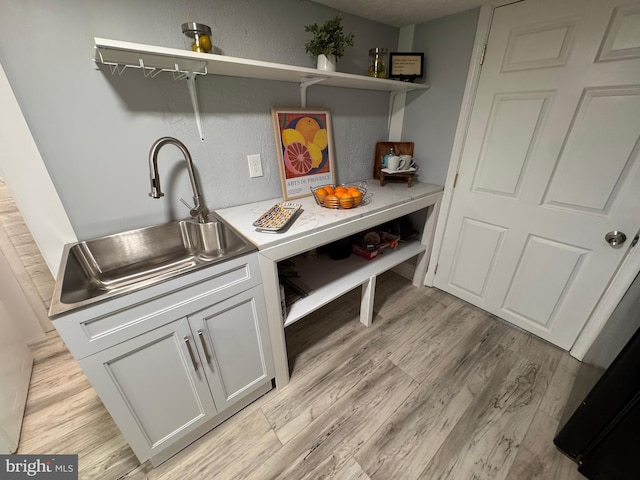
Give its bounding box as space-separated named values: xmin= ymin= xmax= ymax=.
xmin=94 ymin=46 xmax=209 ymax=141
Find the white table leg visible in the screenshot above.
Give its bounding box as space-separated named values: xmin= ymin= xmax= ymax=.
xmin=360 ymin=275 xmax=376 ymax=327
xmin=258 ymin=253 xmax=290 ymax=389
xmin=418 ymin=200 xmax=442 ymax=287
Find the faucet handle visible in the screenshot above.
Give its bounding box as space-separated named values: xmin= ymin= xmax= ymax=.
xmin=180 ymin=198 xmax=194 ymax=210
xmin=181 ymin=198 xmax=209 ymax=223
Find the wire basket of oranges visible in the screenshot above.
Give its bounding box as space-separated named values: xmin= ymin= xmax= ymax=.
xmin=311 ymin=182 xmax=367 ymax=209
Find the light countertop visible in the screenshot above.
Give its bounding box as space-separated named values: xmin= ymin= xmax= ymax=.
xmin=215 ymin=180 xmax=444 ymax=250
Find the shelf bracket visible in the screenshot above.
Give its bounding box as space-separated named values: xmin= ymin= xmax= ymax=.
xmin=300 ymin=78 xmax=326 ymax=107
xmin=388 ymin=91 xmax=404 ymax=131
xmin=186 ymin=75 xmax=205 ymax=142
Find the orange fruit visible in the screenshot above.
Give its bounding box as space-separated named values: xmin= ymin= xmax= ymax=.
xmin=315 ymin=188 xmax=328 ymax=204
xmin=335 ymin=186 xmax=348 ymax=195
xmin=324 ymin=194 xmax=339 ymax=208
xmin=284 ymin=142 xmax=313 ymax=175
xmin=295 ymin=117 xmax=321 ymax=143
xmin=347 ymin=186 xmax=360 ymax=195
xmin=323 ymin=185 xmax=335 ymax=195
xmin=315 ymin=187 xmax=328 ymax=197
xmin=350 ymin=190 xmax=363 ymax=205
xmin=340 ymin=195 xmax=354 ymax=208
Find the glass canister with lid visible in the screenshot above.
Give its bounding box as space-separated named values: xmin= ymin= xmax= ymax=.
xmin=368 ymin=48 xmax=388 ymax=78
xmin=182 ymin=22 xmax=213 ymax=53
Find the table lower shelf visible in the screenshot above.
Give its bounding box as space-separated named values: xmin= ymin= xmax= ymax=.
xmin=283 ymin=240 xmax=425 ymax=327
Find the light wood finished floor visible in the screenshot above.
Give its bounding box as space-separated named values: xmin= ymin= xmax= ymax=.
xmin=19 ymin=272 xmax=586 ymax=480
xmin=0 ymin=176 xmax=55 ymax=310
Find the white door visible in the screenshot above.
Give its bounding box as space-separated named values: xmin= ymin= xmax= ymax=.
xmin=435 ymin=0 xmax=640 ymax=349
xmin=0 ymin=299 xmax=33 ymax=453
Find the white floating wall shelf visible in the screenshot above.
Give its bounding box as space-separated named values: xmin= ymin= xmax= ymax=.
xmin=94 ymin=38 xmax=430 ymax=141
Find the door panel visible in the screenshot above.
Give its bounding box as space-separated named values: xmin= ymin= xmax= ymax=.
xmin=502 ymin=18 xmax=577 ymax=71
xmin=190 ymin=285 xmax=272 ymax=412
xmin=544 ymin=86 xmax=640 ymax=212
xmin=449 ymin=218 xmax=507 ymax=299
xmin=473 ymin=92 xmax=551 ymax=198
xmin=502 ymin=235 xmax=587 ymax=328
xmin=435 ymin=0 xmax=640 ymax=349
xmin=596 ymin=4 xmax=640 ymax=62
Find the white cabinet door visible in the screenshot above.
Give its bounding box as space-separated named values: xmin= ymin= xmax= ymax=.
xmin=79 ymin=318 xmax=217 ymax=462
xmin=435 ymin=0 xmax=640 ymax=349
xmin=189 ymin=285 xmax=273 ymax=412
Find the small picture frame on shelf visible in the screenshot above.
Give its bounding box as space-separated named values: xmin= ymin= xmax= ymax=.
xmin=388 ymin=52 xmax=424 ymax=82
xmin=272 ymin=107 xmax=336 ymax=200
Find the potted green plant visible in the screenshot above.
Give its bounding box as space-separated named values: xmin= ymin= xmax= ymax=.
xmin=304 ymin=16 xmax=355 ymax=71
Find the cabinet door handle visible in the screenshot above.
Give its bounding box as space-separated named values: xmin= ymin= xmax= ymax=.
xmin=197 ymin=330 xmax=212 ymax=364
xmin=184 ymin=336 xmax=198 ymax=372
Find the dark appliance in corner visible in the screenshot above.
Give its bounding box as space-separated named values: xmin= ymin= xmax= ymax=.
xmin=554 ymin=272 xmax=640 ymax=480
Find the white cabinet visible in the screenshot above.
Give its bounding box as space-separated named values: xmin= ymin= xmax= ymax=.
xmin=79 ymin=318 xmax=218 ymax=462
xmin=54 ymin=252 xmax=274 ymax=466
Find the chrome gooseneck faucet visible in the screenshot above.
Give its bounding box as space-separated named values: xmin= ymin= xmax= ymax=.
xmin=148 ymin=137 xmax=209 ymax=223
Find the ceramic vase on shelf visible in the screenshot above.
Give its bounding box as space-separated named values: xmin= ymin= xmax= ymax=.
xmin=317 ymin=54 xmax=336 ymax=72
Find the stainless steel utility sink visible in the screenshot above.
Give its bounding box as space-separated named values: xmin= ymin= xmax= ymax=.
xmin=49 ymin=215 xmax=256 ymax=316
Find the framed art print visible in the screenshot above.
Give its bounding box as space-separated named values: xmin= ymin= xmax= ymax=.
xmin=272 ymin=107 xmax=335 ymax=200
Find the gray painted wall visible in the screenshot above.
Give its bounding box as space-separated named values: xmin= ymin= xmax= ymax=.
xmin=402 ymin=8 xmax=480 ymax=185
xmin=0 ymin=0 xmax=398 ymax=240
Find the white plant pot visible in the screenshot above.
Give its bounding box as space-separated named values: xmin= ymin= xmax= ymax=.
xmin=316 ymin=54 xmax=337 ymax=72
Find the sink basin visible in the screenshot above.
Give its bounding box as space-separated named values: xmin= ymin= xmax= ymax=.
xmin=49 ymin=215 xmax=256 ymax=316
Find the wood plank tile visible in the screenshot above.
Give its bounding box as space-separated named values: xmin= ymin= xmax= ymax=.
xmin=136 ymin=409 xmax=282 ymax=480
xmin=505 ymin=410 xmax=586 ymax=480
xmin=389 ymin=302 xmax=493 ymax=383
xmin=373 ymin=274 xmax=454 ymax=320
xmin=19 ymin=389 xmax=109 ymax=453
xmin=539 ymin=353 xmax=580 ymax=421
xmin=247 ymin=360 xmax=417 ymax=480
xmin=330 ymin=458 xmax=371 ymax=480
xmin=21 ymin=401 xmax=134 ymax=479
xmin=357 ymin=320 xmax=507 ymax=480
xmin=17 ymin=273 xmax=580 ymax=480
xmin=417 ymin=345 xmax=562 ymax=480
xmin=298 ymin=456 xmax=372 ymax=480
xmin=83 ymin=442 xmax=140 ymax=480
xmin=262 ymin=297 xmax=445 ymax=444
xmin=285 ymin=291 xmax=366 ymax=378
xmin=23 ymin=351 xmax=90 ymax=415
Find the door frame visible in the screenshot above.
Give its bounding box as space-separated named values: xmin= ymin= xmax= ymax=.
xmin=425 ymin=0 xmax=640 ymax=360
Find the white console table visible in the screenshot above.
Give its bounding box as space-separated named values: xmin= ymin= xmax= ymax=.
xmin=216 ymin=180 xmax=444 ymax=387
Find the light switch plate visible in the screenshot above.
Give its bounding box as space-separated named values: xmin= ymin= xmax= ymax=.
xmin=247 ymin=154 xmax=263 ymax=178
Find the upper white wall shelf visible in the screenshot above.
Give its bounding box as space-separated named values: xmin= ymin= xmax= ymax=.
xmin=94 ymin=37 xmax=430 ymax=140
xmin=95 ymin=38 xmax=429 ymax=93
